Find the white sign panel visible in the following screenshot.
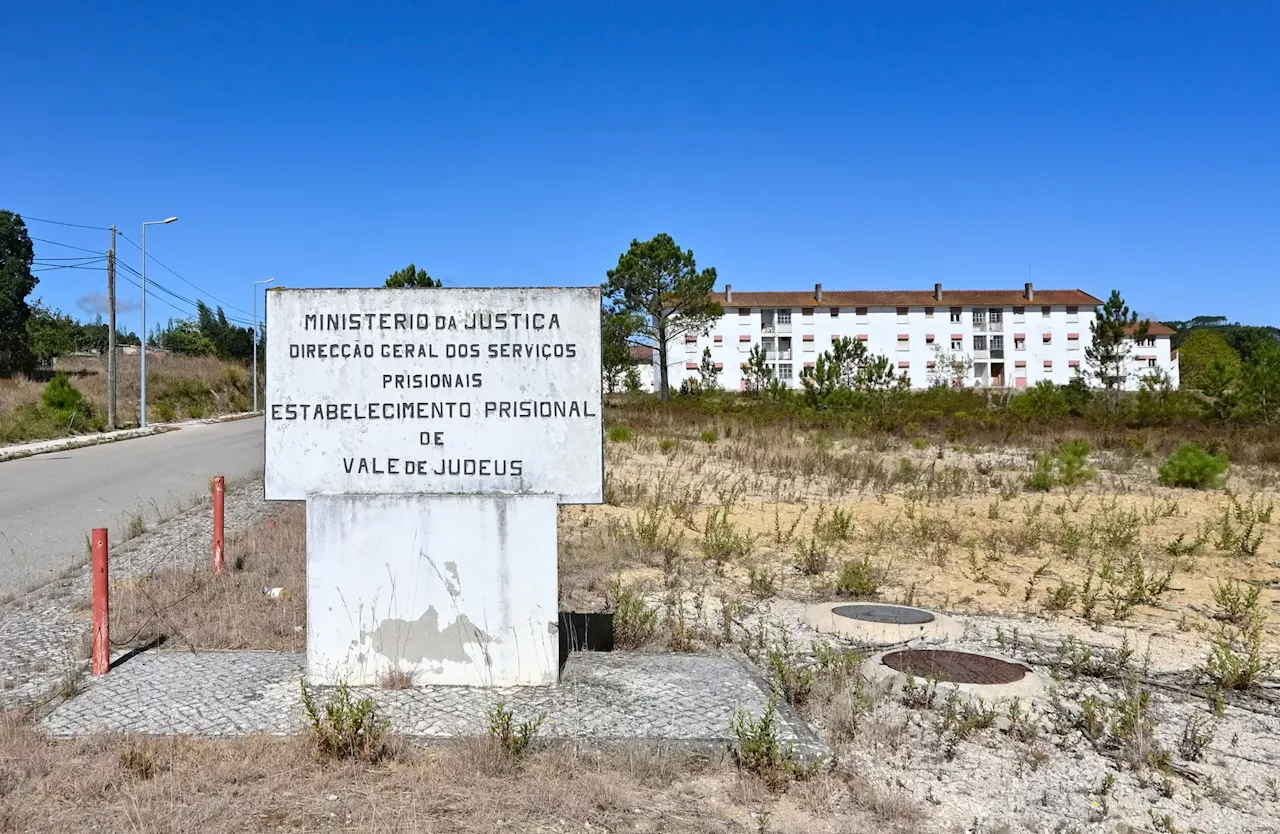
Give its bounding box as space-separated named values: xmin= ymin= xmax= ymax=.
xmin=265 ymin=286 xmax=603 ymax=503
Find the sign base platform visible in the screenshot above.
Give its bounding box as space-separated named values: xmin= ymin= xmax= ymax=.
xmin=305 ymin=493 xmax=559 ymax=687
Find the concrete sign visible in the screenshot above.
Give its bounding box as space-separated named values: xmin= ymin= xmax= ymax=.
xmin=265 ymin=286 xmax=603 ymax=503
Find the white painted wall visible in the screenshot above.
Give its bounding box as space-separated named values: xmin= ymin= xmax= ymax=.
xmin=667 ymin=299 xmax=1178 ymax=392
xmin=265 ymin=286 xmax=604 ymax=503
xmin=307 ymin=493 xmax=558 ymax=687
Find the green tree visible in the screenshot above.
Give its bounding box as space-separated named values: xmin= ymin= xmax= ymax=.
xmin=0 ymin=210 xmax=38 ymax=375
xmin=742 ymin=343 xmax=771 ymax=394
xmin=602 ymin=308 xmax=642 ymax=393
xmin=385 ymin=263 xmax=441 ymax=288
xmin=697 ymin=347 xmax=720 ymax=392
xmin=604 ymin=234 xmax=721 ymax=402
xmin=1237 ymin=340 xmax=1280 ymax=425
xmin=151 ymin=318 xmax=217 ymax=356
xmin=1085 ymin=289 xmax=1147 ymax=404
xmin=195 ymin=301 xmax=254 ymax=361
xmin=26 ymin=299 xmax=80 ymax=363
xmin=1178 ymin=329 xmax=1241 ymax=391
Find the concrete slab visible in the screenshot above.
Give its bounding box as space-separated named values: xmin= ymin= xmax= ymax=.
xmin=39 ymin=650 xmax=826 ymax=757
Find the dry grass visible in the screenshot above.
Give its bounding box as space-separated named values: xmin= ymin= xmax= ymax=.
xmin=0 ymin=354 xmax=256 ymax=442
xmin=111 ymin=504 xmax=306 ymax=651
xmin=558 ymin=416 xmax=1280 ymax=655
xmin=0 ymin=714 xmax=921 ymax=833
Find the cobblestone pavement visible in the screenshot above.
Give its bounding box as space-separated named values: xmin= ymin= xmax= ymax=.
xmin=0 ymin=483 xmax=271 ymax=710
xmin=41 ymin=650 xmax=824 ymax=754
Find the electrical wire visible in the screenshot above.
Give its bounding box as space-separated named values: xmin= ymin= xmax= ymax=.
xmin=117 ymin=232 xmax=253 ymax=317
xmin=20 ymin=215 xmax=111 ymax=231
xmin=116 ymin=260 xmax=255 ymax=326
xmin=30 ymin=236 xmax=103 ymax=255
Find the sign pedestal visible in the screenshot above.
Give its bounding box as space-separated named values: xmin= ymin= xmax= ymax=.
xmin=306 ymin=493 xmax=559 ymax=686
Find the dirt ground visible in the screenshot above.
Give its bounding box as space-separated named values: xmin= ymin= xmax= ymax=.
xmin=7 ymin=418 xmax=1279 ymax=833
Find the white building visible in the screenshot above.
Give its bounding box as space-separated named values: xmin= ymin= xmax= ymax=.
xmin=629 ymin=345 xmax=656 ymax=393
xmin=664 ymin=283 xmax=1179 ymax=393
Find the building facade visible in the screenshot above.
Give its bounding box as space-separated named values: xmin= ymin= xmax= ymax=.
xmin=662 ymin=283 xmax=1179 ymax=393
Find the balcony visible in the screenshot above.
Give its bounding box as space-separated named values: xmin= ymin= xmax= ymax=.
xmin=760 ymin=324 xmax=792 ymax=334
xmin=990 ymin=349 xmax=1005 ymax=359
xmin=972 ymin=320 xmax=1004 ymax=333
xmin=765 ymin=351 xmax=793 ymax=361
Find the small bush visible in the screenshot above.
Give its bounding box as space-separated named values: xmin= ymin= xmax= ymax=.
xmin=609 ymin=581 xmax=659 ymax=648
xmin=1026 ymin=439 xmax=1095 ymax=492
xmin=607 ymin=424 xmax=633 ymax=442
xmin=835 ymin=556 xmax=884 ymax=598
xmin=487 ymin=701 xmax=546 ymax=759
xmin=154 ymin=401 xmax=177 ymax=423
xmin=42 ymin=373 xmax=84 ymax=412
xmin=700 ymin=429 xmax=717 ymax=444
xmin=300 ymin=680 xmax=391 ymax=762
xmin=730 ymin=695 xmax=818 ymax=789
xmin=1158 ymin=444 xmax=1229 ymax=489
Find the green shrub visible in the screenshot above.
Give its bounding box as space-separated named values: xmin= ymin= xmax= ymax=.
xmin=300 ymin=680 xmax=391 ymax=762
xmin=609 ymin=580 xmax=658 ymax=648
xmin=1010 ymin=380 xmax=1071 ymax=422
xmin=1158 ymin=444 xmax=1229 ymax=489
xmin=487 ymin=702 xmax=546 ymax=759
xmin=607 ymin=424 xmax=633 ymax=442
xmin=700 ymin=429 xmax=718 ymax=444
xmin=835 ymin=556 xmax=884 ymax=598
xmin=1026 ymin=439 xmax=1096 ymax=492
xmin=730 ymin=695 xmax=819 ymax=789
xmin=42 ymin=373 xmax=84 ymax=412
xmin=154 ymin=401 xmax=177 ymax=423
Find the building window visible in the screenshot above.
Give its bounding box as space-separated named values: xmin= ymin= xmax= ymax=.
xmin=989 ymin=308 xmax=1003 ymax=323
xmin=802 ymin=307 xmax=813 ymax=316
xmin=855 ymin=307 xmax=868 ymax=316
xmin=950 ymin=307 xmax=962 ymax=322
xmin=925 ymin=306 xmax=934 ymax=317
xmin=1014 ymin=336 xmax=1025 ymax=351
xmin=1013 ymin=306 xmax=1025 ymax=316
xmin=951 ymin=339 xmax=963 ymax=350
xmin=829 ymin=307 xmax=840 ymax=317
xmin=1043 ymin=334 xmax=1052 ymax=345
xmin=1041 ymin=306 xmax=1051 ymax=317
xmin=896 ymin=306 xmax=909 ymax=317
xmin=972 ymin=309 xmax=986 ymax=324
xmin=973 ymin=335 xmax=988 ymax=351
xmin=897 ymin=335 xmax=909 ymax=351
xmin=778 ymin=363 xmax=793 ymax=380
xmin=1067 ymin=306 xmax=1079 ymax=322
xmin=777 ymin=309 xmax=792 ymax=325
xmin=1068 ymin=336 xmax=1080 ymax=351
xmin=738 ymin=308 xmax=750 ymax=316
xmin=761 ymin=337 xmax=775 ymax=355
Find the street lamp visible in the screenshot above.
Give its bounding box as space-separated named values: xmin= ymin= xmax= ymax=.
xmin=253 ymin=277 xmax=276 ymax=412
xmin=140 ymin=216 xmax=178 ymax=428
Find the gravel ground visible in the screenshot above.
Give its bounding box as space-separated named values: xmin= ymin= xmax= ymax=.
xmin=734 ymin=597 xmax=1280 ymax=834
xmin=0 ymin=482 xmax=270 ymax=711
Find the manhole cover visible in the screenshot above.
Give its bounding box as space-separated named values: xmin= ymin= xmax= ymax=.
xmin=881 ymin=650 xmax=1027 ymax=685
xmin=831 ymin=604 xmax=935 ymax=625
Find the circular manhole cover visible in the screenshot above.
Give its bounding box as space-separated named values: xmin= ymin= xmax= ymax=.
xmin=831 ymin=604 xmax=936 ymax=625
xmin=881 ymin=650 xmax=1027 ymax=685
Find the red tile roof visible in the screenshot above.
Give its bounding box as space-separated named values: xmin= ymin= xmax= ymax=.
xmin=1128 ymin=321 xmax=1175 ymax=336
xmin=629 ymin=345 xmax=653 ymax=361
xmin=714 ymin=288 xmax=1104 ymax=307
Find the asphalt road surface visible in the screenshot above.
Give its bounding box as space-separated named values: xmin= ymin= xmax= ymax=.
xmin=0 ymin=418 xmax=264 ymax=597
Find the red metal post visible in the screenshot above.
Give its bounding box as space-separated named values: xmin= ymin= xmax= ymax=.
xmin=213 ymin=475 xmax=226 ymax=573
xmin=91 ymin=527 xmax=110 ymax=675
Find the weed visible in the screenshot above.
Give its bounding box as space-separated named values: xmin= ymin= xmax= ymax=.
xmin=700 ymin=429 xmax=717 ymax=444
xmin=608 ymin=580 xmax=659 ymax=648
xmin=1200 ymin=615 xmax=1279 ymax=691
xmin=835 ymin=556 xmax=885 ymax=598
xmin=730 ymin=695 xmax=818 ymax=789
xmin=607 ymin=424 xmax=634 ymax=442
xmin=793 ymin=534 xmax=831 ymax=576
xmin=1043 ymin=582 xmax=1077 ymax=612
xmin=699 ymin=506 xmax=757 ymax=566
xmin=747 ymin=565 xmax=779 ymax=600
xmin=377 ymin=668 xmax=415 ymax=690
xmin=899 ymin=671 xmax=937 ymax=709
xmin=1024 ymin=561 xmax=1051 ymax=602
xmin=1211 ymin=579 xmax=1262 ymax=626
xmin=937 ymin=690 xmax=997 ymax=759
xmin=125 ymin=511 xmax=146 ymax=539
xmin=300 ymin=680 xmax=391 ymax=762
xmin=487 ymin=701 xmax=546 ymax=759
xmin=1177 ymin=714 xmax=1215 ymax=762
xmin=766 ymin=643 xmax=815 ymax=707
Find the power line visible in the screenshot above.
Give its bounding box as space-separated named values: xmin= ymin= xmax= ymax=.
xmin=116 ymin=260 xmax=254 ymax=326
xmin=21 ymin=215 xmax=111 ymax=231
xmin=117 ymin=232 xmax=253 ymax=317
xmin=30 ymin=236 xmax=103 ymax=255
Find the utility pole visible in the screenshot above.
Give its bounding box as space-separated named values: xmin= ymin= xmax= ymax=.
xmin=107 ymin=226 xmax=117 ymax=430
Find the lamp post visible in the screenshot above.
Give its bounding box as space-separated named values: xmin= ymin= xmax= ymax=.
xmin=139 ymin=217 xmax=178 ymax=428
xmin=253 ymin=278 xmax=275 ymax=412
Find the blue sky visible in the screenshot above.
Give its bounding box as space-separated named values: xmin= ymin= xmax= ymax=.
xmin=6 ymin=1 xmax=1278 ymax=335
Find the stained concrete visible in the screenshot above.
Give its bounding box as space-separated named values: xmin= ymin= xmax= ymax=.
xmin=307 ymin=493 xmax=558 ymax=686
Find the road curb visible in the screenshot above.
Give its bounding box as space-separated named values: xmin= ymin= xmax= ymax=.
xmin=0 ymin=412 xmax=261 ymax=463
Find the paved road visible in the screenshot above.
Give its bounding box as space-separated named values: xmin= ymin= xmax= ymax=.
xmin=0 ymin=418 xmax=264 ymax=596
